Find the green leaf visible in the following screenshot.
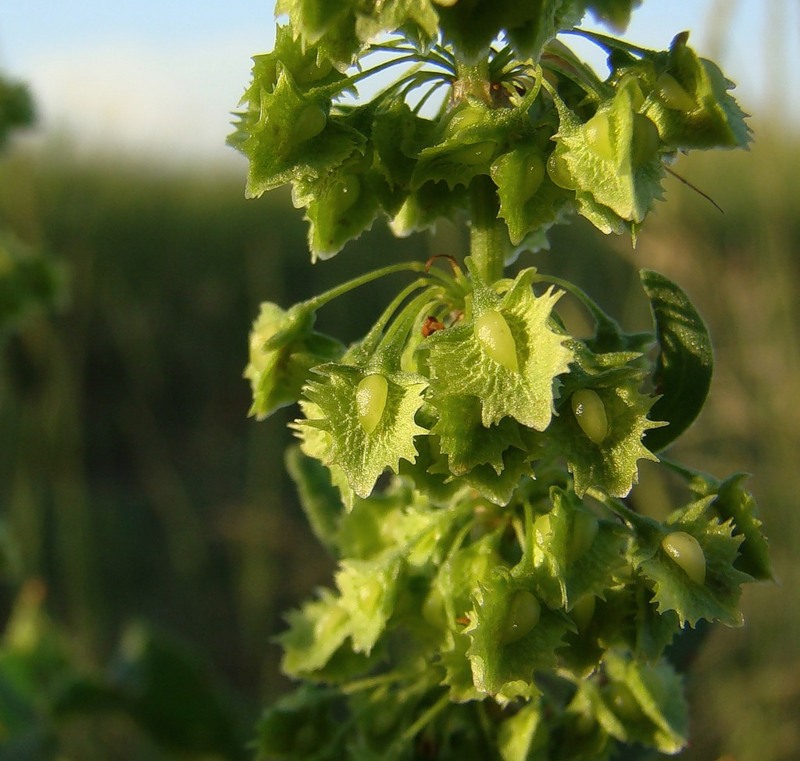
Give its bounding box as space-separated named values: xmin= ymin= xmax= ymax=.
xmin=412 ymin=137 xmax=499 ymax=192
xmin=238 ymin=25 xmax=343 ymax=97
xmin=425 ymin=269 xmax=573 ymax=430
xmin=245 ymin=302 xmax=344 ymax=419
xmin=298 ymin=364 xmax=428 ymax=498
xmin=560 ymin=690 xmax=615 ymax=761
xmin=353 ymin=0 xmax=440 ymax=47
xmin=275 ymin=0 xmax=441 ymax=69
xmin=434 ymin=527 xmax=505 ymax=633
xmin=640 ymin=269 xmax=713 ymax=452
xmin=335 ymin=482 xmax=412 ymax=559
xmin=397 ymin=435 xmax=467 ymax=506
xmin=411 ymin=99 xmax=540 ymax=193
xmin=274 ymin=1 xmax=359 ymax=68
xmin=432 ymin=527 xmax=507 ymax=701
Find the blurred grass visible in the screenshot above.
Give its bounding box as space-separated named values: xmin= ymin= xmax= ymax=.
xmin=0 ymin=122 xmax=797 ymax=759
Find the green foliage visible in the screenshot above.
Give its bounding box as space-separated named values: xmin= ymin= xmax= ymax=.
xmin=0 ymin=582 xmax=246 ymax=760
xmin=0 ymin=74 xmax=35 ymax=149
xmin=232 ymin=3 xmax=767 ymax=759
xmin=0 ymin=234 xmax=63 ymax=335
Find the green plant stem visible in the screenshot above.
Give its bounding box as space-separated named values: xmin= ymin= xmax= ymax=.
xmin=469 ymin=174 xmax=507 ymax=284
xmin=304 ymin=261 xmax=426 ymax=311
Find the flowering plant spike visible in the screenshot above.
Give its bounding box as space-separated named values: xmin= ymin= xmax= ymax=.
xmin=231 ymin=2 xmax=769 ymax=758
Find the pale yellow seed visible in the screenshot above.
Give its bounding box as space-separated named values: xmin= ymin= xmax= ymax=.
xmin=547 ymin=152 xmax=573 ymax=189
xmin=568 ymin=511 xmax=599 ymax=562
xmin=631 ymin=114 xmax=660 ymax=168
xmin=661 ymin=531 xmax=706 ymax=584
xmin=356 ymin=374 xmax=389 ymax=435
xmin=295 ymin=104 xmax=327 ymax=143
xmin=606 ymin=682 xmax=642 ymax=721
xmin=656 ymin=73 xmax=696 ymax=111
xmin=453 ymin=140 xmax=497 ymax=165
xmin=474 ymin=309 xmax=519 ymax=372
xmin=500 ymin=590 xmax=541 ymax=644
xmin=571 ymin=594 xmax=596 ymax=632
xmin=585 ymin=112 xmax=615 ymax=161
xmin=446 ymin=106 xmax=484 ymax=134
xmin=571 ymin=389 xmax=609 ymax=444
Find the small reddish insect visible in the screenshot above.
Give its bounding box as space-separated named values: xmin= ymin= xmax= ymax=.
xmin=421 ymin=315 xmax=445 ymax=337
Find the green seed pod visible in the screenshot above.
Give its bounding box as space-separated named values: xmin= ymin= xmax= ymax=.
xmin=568 ymin=510 xmax=599 ymax=562
xmin=445 ymin=105 xmax=485 ymax=135
xmin=547 ymin=152 xmax=574 ymax=189
xmin=519 ymin=153 xmax=546 ymax=201
xmin=294 ymin=57 xmax=333 ymax=86
xmin=585 ymin=112 xmax=615 ymax=162
xmin=500 ymin=590 xmax=541 ymax=644
xmin=661 ymin=531 xmax=706 ymax=584
xmin=326 ymin=174 xmax=361 ymax=216
xmin=490 ymin=149 xmax=546 ymax=204
xmin=656 ymin=73 xmax=696 ymax=111
xmin=571 ymin=389 xmax=609 ymax=445
xmin=631 ymin=113 xmax=660 ymax=168
xmin=294 ymin=104 xmax=328 ymax=144
xmin=606 ymin=682 xmax=643 ymax=722
xmin=474 ymin=310 xmax=519 ymax=372
xmin=356 ymin=374 xmax=389 ymax=434
xmin=624 ymin=77 xmax=646 ymax=112
xmin=358 ymin=577 xmax=383 ymax=610
xmin=452 ymin=140 xmax=497 ymax=165
xmin=571 ymin=594 xmax=596 ymax=632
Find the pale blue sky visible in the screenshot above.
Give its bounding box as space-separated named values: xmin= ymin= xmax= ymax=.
xmin=0 ymin=1 xmax=796 ymax=164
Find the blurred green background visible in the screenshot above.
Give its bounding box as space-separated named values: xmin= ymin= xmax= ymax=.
xmin=1 ymin=109 xmax=798 ymax=757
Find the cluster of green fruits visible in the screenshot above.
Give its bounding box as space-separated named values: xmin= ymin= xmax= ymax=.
xmin=243 ymin=257 xmax=769 ymax=760
xmin=231 ymin=2 xmax=768 ymax=758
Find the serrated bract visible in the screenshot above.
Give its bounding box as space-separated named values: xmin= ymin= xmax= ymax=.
xmin=554 ymin=369 xmax=663 ymax=498
xmin=244 ymin=302 xmax=344 ymax=419
xmin=425 ymin=269 xmax=572 ymax=430
xmin=549 ymin=78 xmax=666 ymax=231
xmin=297 ymin=364 xmax=428 ymax=498
xmin=629 ymin=498 xmax=752 ymax=628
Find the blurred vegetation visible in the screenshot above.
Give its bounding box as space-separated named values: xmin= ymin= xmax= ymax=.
xmin=0 ymin=116 xmax=798 ymax=758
